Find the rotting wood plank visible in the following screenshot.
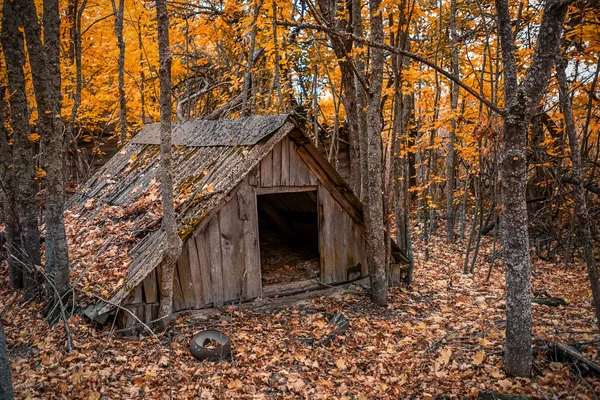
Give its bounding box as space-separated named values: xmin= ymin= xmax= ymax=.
xmin=192 ymin=181 xmax=244 ymax=235
xmin=272 ymin=141 xmax=282 ymax=186
xmin=242 ymin=184 xmax=261 ymax=299
xmin=288 ymin=139 xmax=306 ymax=186
xmin=123 ymin=283 xmax=143 ymax=305
xmin=289 ymin=130 xmax=348 ymax=188
xmin=248 ymin=165 xmax=259 ymax=186
xmin=318 ymin=185 xmax=335 ymax=284
xmin=142 ymin=269 xmax=158 ymax=303
xmin=219 ymin=200 xmax=245 ymax=302
xmin=290 ymin=141 xmax=313 ymax=185
xmin=172 ymin=263 xmax=186 ymax=311
xmin=206 ymin=216 xmax=224 ymax=306
xmin=262 ymin=279 xmax=322 ymax=298
xmin=281 ymin=136 xmax=290 ymax=185
xmin=260 ymin=149 xmax=273 ymax=187
xmin=237 ymin=184 xmax=252 ymax=220
xmin=186 ymin=238 xmax=205 ymax=307
xmin=177 ymin=242 xmax=196 ymax=309
xmin=116 ymin=303 xmax=145 ymax=329
xmin=338 ymin=208 xmax=351 ymax=282
xmin=194 ymin=232 xmax=213 ymax=305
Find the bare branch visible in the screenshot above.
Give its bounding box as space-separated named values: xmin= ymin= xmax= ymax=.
xmin=275 ymin=20 xmax=504 ymax=115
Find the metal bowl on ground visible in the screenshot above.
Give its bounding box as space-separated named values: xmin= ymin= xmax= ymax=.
xmin=189 ymin=330 xmax=231 ymax=361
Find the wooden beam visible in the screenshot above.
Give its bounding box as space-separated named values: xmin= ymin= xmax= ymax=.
xmin=255 ymin=186 xmax=317 ymax=195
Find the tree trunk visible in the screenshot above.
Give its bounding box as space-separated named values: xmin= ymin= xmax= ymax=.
xmin=0 ymin=86 xmax=24 ymax=290
xmin=111 ymin=0 xmax=127 ymax=144
xmin=315 ymin=0 xmax=363 ymax=197
xmin=1 ymin=0 xmax=42 ymax=298
xmin=494 ymin=0 xmax=568 ymax=377
xmin=0 ymin=314 xmax=14 ymax=400
xmin=365 ymin=0 xmax=387 ymax=306
xmin=445 ymin=0 xmax=459 ymax=243
xmin=20 ymin=0 xmax=70 ymax=313
xmin=156 ymin=0 xmax=183 ymax=332
xmin=556 ymin=55 xmax=600 ymax=328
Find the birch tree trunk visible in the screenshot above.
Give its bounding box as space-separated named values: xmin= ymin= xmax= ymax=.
xmin=365 ymin=0 xmax=387 ymax=306
xmin=556 ymin=55 xmax=600 ymax=328
xmin=156 ymin=0 xmax=183 ymax=332
xmin=1 ymin=1 xmax=42 ymax=296
xmin=494 ymin=0 xmax=569 ymax=377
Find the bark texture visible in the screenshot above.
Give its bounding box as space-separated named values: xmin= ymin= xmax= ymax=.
xmin=156 ymin=0 xmax=183 ymax=331
xmin=556 ymin=55 xmax=600 ymax=328
xmin=445 ymin=0 xmax=459 ymax=243
xmin=494 ymin=0 xmax=569 ymax=377
xmin=1 ymin=0 xmax=41 ymax=298
xmin=0 ymin=314 xmax=14 ymax=400
xmin=315 ymin=0 xmax=363 ymax=197
xmin=365 ymin=0 xmax=387 ymax=306
xmin=111 ymin=0 xmax=127 ymax=144
xmin=20 ymin=0 xmax=70 ymax=311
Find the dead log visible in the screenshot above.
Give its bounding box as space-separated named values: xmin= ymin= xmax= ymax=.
xmin=531 ymin=297 xmax=567 ymax=307
xmin=547 ymin=342 xmax=600 ymax=378
xmin=262 ymin=280 xmax=323 ymax=298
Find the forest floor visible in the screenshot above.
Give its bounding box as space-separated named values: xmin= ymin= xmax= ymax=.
xmin=2 ymin=228 xmax=600 ymax=399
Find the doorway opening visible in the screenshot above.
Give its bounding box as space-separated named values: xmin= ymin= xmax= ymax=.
xmin=257 ymin=190 xmax=320 ymax=287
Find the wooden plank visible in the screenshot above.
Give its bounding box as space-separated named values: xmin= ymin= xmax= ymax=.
xmin=333 ymin=196 xmax=348 ymax=282
xmin=237 ymin=182 xmax=252 ymax=220
xmin=289 ymin=141 xmax=313 ymax=185
xmin=116 ymin=303 xmax=144 ymax=329
xmin=318 ymin=185 xmax=335 ymax=284
xmin=193 ymin=181 xmax=243 ymax=237
xmin=218 ymin=201 xmax=245 ymax=302
xmin=194 ymin=232 xmax=213 ymax=305
xmin=255 ymin=186 xmax=317 ymax=195
xmin=144 ymin=302 xmax=160 ymax=323
xmin=337 ymin=210 xmax=351 ymax=282
xmin=280 ymin=136 xmax=290 ymax=185
xmin=177 ymin=242 xmax=196 ymax=309
xmin=260 ymin=150 xmax=273 ymax=187
xmin=142 ymin=269 xmax=158 ymax=303
xmin=242 ymin=186 xmax=261 ymax=299
xmin=294 ymin=144 xmax=334 ymax=190
xmin=248 ymin=165 xmax=259 ymax=186
xmin=123 ymin=283 xmax=143 ymax=305
xmin=288 ymin=139 xmax=302 ymax=186
xmin=206 ymin=216 xmax=224 ymax=306
xmin=272 ymin=141 xmax=282 ymax=186
xmin=289 ymin=131 xmax=348 ymax=188
xmin=172 ymin=263 xmax=186 ymax=311
xmin=186 ymin=238 xmax=205 ymax=307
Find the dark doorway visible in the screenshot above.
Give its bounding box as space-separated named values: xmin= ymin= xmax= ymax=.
xmin=257 ymin=190 xmax=320 ymax=286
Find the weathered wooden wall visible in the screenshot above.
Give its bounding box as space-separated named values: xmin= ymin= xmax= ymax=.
xmin=119 ymin=133 xmax=368 ymax=327
xmin=318 ymin=185 xmax=366 ymax=284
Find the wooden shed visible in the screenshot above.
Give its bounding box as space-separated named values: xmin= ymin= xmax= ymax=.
xmin=70 ymin=115 xmax=408 ymax=327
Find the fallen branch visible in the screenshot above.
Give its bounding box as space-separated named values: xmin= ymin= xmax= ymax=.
xmin=547 ymin=342 xmax=600 ymax=378
xmin=532 ymin=297 xmax=567 ymax=307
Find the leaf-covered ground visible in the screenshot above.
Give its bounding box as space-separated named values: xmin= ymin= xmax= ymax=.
xmin=2 ymin=231 xmax=599 ymax=399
